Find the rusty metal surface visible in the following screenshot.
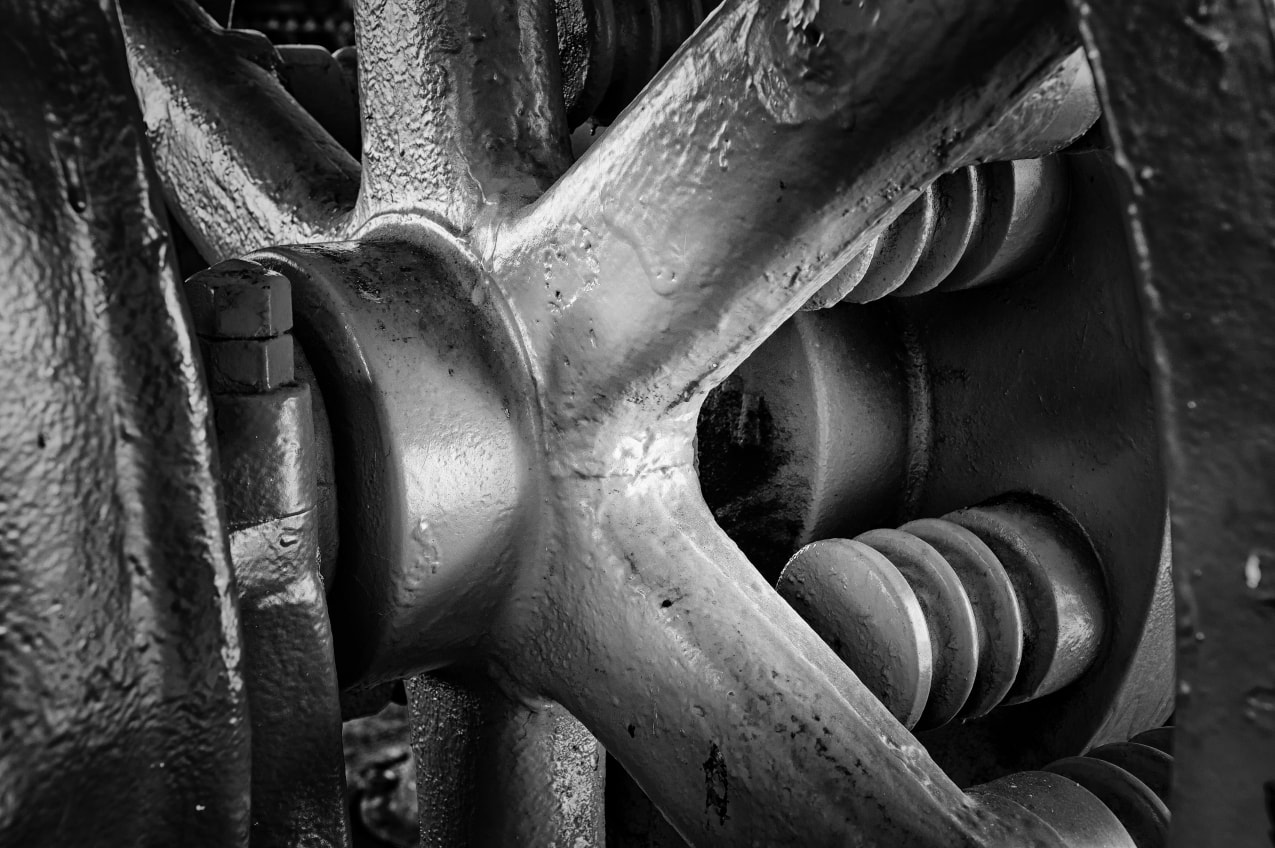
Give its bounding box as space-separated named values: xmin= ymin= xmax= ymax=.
xmin=1069 ymin=5 xmax=1275 ymax=844
xmin=0 ymin=1 xmax=249 ymax=844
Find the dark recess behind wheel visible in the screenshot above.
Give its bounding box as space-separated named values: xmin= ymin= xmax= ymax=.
xmin=199 ymin=0 xmax=355 ymax=47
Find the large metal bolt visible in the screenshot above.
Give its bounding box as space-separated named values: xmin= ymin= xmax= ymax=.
xmin=185 ymin=258 xmax=346 ymax=846
xmin=186 ymin=258 xmax=293 ymax=337
xmin=186 ymin=258 xmax=295 ymax=393
xmin=184 ymin=258 xmax=310 ymax=529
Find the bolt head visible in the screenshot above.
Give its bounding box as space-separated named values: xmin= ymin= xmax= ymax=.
xmin=202 ymin=335 xmax=295 ymax=394
xmin=186 ymin=259 xmax=293 ymax=340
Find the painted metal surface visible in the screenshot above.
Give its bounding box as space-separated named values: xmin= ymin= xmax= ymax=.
xmin=406 ymin=674 xmax=604 ymax=847
xmin=118 ymin=0 xmax=360 ymax=260
xmin=116 ymin=1 xmax=606 ymax=842
xmin=770 ymin=499 xmax=1111 ymax=729
xmin=490 ymin=2 xmax=1080 ymax=435
xmin=144 ymin=0 xmax=1120 ymax=838
xmin=687 ymin=129 xmax=1172 ymax=793
xmin=778 ymin=497 xmax=1111 ymax=733
xmin=189 ymin=259 xmax=351 ymax=847
xmin=352 ymin=0 xmax=572 ymax=230
xmin=0 ymin=1 xmax=249 ymax=844
xmin=695 ymin=306 xmax=920 ymax=580
xmin=1069 ymin=0 xmax=1275 ymax=844
xmin=4 ymin=0 xmax=1243 ymax=844
xmin=109 ymin=0 xmax=1179 ymax=843
xmin=902 ymin=151 xmax=1174 ymax=786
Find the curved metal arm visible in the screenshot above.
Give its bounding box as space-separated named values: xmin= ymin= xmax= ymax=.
xmin=118 ymin=0 xmax=360 ymax=259
xmin=502 ymin=465 xmax=1072 ymax=845
xmin=492 ymin=0 xmax=1078 ymax=429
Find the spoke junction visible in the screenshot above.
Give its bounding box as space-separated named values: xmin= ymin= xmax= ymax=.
xmin=514 ymin=472 xmax=1078 ymax=845
xmin=493 ymin=0 xmax=1080 ymax=443
xmin=105 ymin=0 xmax=1170 ymax=844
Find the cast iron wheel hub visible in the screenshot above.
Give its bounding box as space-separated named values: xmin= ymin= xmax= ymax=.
xmin=7 ymin=0 xmax=1275 ymax=845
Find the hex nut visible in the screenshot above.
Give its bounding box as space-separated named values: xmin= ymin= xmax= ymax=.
xmin=186 ymin=259 xmax=294 ymax=340
xmin=202 ymin=335 xmax=295 ymax=394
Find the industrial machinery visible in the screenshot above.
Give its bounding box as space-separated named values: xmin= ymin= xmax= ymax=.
xmin=1 ymin=0 xmax=1272 ymax=846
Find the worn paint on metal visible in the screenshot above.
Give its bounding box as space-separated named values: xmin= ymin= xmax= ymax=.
xmin=31 ymin=0 xmax=1214 ymax=843
xmin=0 ymin=1 xmax=249 ymax=844
xmin=118 ymin=0 xmax=359 ymax=261
xmin=190 ymin=258 xmax=351 ymax=847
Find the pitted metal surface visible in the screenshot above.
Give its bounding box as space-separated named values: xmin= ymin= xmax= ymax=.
xmin=0 ymin=2 xmax=249 ymax=843
xmin=190 ymin=258 xmax=349 ymax=847
xmin=3 ymin=0 xmax=1269 ymax=844
xmin=112 ymin=0 xmax=1128 ymax=839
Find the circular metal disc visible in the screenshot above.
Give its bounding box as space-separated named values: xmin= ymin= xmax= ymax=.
xmin=945 ymin=501 xmax=1106 ymax=704
xmin=1046 ymin=756 xmax=1170 ymax=848
xmin=893 ymin=167 xmax=984 ymax=297
xmin=777 ymin=538 xmax=932 ymax=728
xmin=1129 ymin=727 xmax=1174 ymax=756
xmin=901 ymin=518 xmax=1023 ymax=719
xmin=971 ymin=770 xmax=1135 ymax=848
xmin=802 ymin=238 xmax=879 ymax=309
xmin=844 ymin=188 xmax=938 ymax=303
xmin=1086 ymin=742 xmax=1173 ymax=804
xmin=855 ymin=528 xmax=978 ymax=729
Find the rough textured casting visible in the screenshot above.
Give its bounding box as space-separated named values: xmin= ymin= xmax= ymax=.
xmin=3 ymin=0 xmax=1274 ymax=845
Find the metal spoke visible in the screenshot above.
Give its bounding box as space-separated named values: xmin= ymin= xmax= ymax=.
xmin=509 ymin=472 xmax=1067 ymax=845
xmin=406 ymin=674 xmax=603 ymax=846
xmin=118 ymin=0 xmax=360 ymax=260
xmin=353 ymin=0 xmax=573 ymax=232
xmin=2 ymin=0 xmax=1219 ymax=841
xmin=494 ymin=0 xmax=1077 ymax=423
